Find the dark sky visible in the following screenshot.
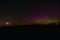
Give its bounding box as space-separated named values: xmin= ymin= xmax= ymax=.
xmin=0 ymin=0 xmax=33 ymax=21
xmin=0 ymin=0 xmax=59 ymax=25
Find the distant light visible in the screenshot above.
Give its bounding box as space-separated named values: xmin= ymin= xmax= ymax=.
xmin=6 ymin=22 xmax=10 ymax=25
xmin=56 ymin=23 xmax=58 ymax=25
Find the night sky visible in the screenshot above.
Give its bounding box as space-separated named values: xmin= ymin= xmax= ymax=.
xmin=0 ymin=0 xmax=60 ymax=25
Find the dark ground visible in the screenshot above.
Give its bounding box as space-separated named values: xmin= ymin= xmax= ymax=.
xmin=0 ymin=24 xmax=60 ymax=40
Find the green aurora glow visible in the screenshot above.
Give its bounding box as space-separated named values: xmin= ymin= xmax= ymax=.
xmin=34 ymin=19 xmax=60 ymax=24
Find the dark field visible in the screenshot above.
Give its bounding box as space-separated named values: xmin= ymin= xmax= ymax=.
xmin=0 ymin=24 xmax=60 ymax=40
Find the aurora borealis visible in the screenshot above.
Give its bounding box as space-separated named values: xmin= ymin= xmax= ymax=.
xmin=0 ymin=0 xmax=60 ymax=26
